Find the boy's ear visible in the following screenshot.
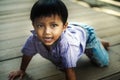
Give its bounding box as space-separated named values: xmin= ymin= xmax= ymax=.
xmin=63 ymin=22 xmax=68 ymax=30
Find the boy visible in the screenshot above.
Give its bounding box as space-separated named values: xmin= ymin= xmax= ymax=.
xmin=8 ymin=0 xmax=109 ymax=80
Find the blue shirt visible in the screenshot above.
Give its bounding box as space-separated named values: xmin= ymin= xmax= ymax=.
xmin=21 ymin=23 xmax=87 ymax=69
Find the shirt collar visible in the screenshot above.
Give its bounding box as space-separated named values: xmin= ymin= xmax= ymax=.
xmin=30 ymin=30 xmax=37 ymax=36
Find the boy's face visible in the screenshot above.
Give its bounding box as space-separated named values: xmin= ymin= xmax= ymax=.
xmin=33 ymin=15 xmax=68 ymax=47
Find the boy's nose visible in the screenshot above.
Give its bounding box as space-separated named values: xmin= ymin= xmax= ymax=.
xmin=44 ymin=27 xmax=51 ymax=34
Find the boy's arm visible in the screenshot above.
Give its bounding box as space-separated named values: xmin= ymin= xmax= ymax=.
xmin=65 ymin=68 xmax=77 ymax=80
xmin=20 ymin=54 xmax=33 ymax=72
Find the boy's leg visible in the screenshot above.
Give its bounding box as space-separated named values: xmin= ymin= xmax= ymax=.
xmin=85 ymin=39 xmax=109 ymax=67
xmin=83 ymin=25 xmax=109 ymax=67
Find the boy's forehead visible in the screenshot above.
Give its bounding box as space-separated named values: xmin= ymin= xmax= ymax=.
xmin=35 ymin=15 xmax=62 ymax=22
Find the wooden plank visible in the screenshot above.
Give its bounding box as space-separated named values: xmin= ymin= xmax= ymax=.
xmin=0 ymin=16 xmax=29 ymax=24
xmin=0 ymin=37 xmax=26 ymax=50
xmin=74 ymin=48 xmax=120 ymax=80
xmin=0 ymin=8 xmax=30 ymax=17
xmin=0 ymin=0 xmax=35 ymax=5
xmin=109 ymin=45 xmax=120 ymax=55
xmin=69 ymin=16 xmax=120 ymax=31
xmin=103 ymin=34 xmax=120 ymax=46
xmin=0 ymin=12 xmax=29 ymax=20
xmin=99 ymin=0 xmax=120 ymax=7
xmin=0 ymin=54 xmax=62 ymax=80
xmin=99 ymin=72 xmax=120 ymax=80
xmin=97 ymin=25 xmax=120 ymax=38
xmin=0 ymin=20 xmax=30 ymax=31
xmin=0 ymin=31 xmax=30 ymax=41
xmin=41 ymin=73 xmax=65 ymax=80
xmin=0 ymin=0 xmax=34 ymax=25
xmin=66 ymin=0 xmax=120 ymax=31
xmin=0 ymin=22 xmax=32 ymax=41
xmin=90 ymin=20 xmax=120 ymax=30
xmin=69 ymin=12 xmax=120 ymax=23
xmin=0 ymin=1 xmax=34 ymax=12
xmin=0 ymin=47 xmax=22 ymax=61
xmin=99 ymin=45 xmax=120 ymax=80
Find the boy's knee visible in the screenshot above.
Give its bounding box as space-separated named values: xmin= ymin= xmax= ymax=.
xmin=98 ymin=56 xmax=109 ymax=67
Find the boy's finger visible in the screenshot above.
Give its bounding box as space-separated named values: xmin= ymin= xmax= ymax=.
xmin=8 ymin=72 xmax=13 ymax=78
xmin=9 ymin=73 xmax=17 ymax=80
xmin=8 ymin=74 xmax=13 ymax=80
xmin=19 ymin=74 xmax=23 ymax=80
xmin=11 ymin=76 xmax=16 ymax=80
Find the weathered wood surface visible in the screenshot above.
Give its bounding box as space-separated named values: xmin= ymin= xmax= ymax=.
xmin=0 ymin=0 xmax=120 ymax=80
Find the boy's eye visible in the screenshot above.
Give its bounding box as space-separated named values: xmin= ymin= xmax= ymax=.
xmin=36 ymin=24 xmax=43 ymax=28
xmin=51 ymin=24 xmax=58 ymax=27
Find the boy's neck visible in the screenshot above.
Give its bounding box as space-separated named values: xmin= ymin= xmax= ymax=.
xmin=42 ymin=43 xmax=52 ymax=52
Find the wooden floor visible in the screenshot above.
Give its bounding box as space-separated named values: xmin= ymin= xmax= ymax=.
xmin=0 ymin=0 xmax=120 ymax=80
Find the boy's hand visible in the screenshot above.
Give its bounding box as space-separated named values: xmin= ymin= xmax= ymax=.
xmin=8 ymin=55 xmax=33 ymax=80
xmin=8 ymin=70 xmax=25 ymax=80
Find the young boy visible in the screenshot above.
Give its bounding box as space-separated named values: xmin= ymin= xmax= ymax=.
xmin=8 ymin=0 xmax=109 ymax=80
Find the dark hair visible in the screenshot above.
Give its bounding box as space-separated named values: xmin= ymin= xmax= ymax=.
xmin=30 ymin=0 xmax=68 ymax=24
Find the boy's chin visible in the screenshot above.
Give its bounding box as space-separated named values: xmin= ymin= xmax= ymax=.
xmin=43 ymin=42 xmax=54 ymax=46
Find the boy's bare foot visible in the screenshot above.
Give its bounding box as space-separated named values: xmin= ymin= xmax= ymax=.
xmin=101 ymin=40 xmax=110 ymax=51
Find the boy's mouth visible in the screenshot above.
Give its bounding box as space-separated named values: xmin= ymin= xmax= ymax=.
xmin=43 ymin=37 xmax=53 ymax=42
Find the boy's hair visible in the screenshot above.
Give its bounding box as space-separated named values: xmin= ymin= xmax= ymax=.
xmin=30 ymin=0 xmax=68 ymax=24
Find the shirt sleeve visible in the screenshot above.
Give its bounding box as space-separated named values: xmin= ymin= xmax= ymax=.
xmin=21 ymin=35 xmax=37 ymax=56
xmin=60 ymin=41 xmax=82 ymax=69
